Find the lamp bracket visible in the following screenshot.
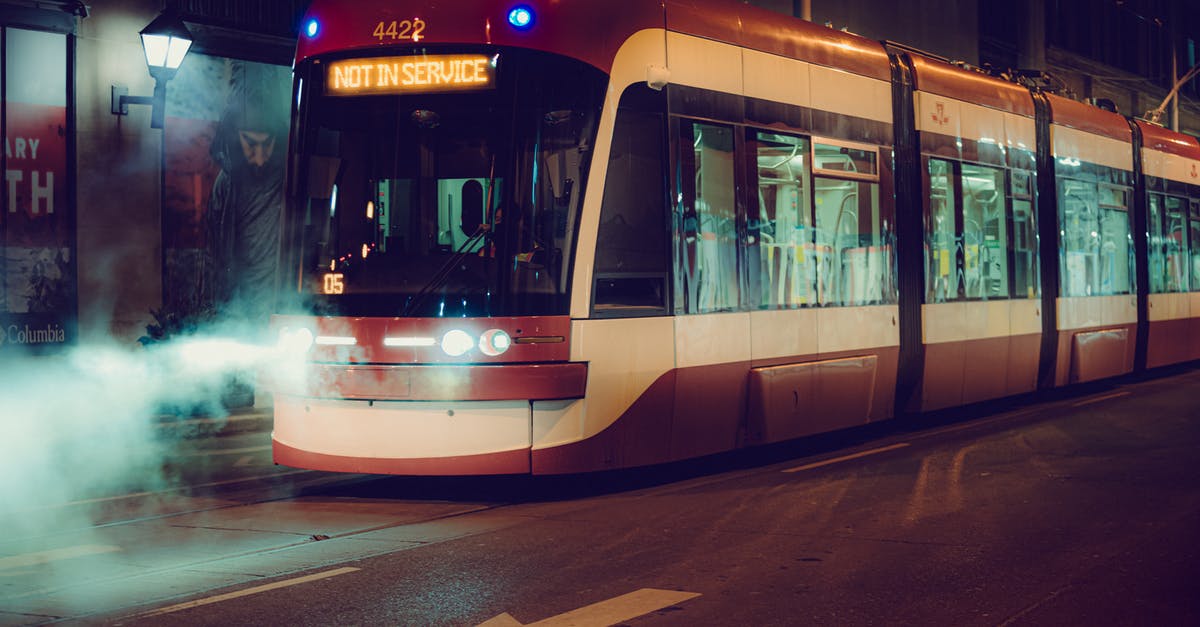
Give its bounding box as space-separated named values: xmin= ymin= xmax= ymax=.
xmin=111 ymin=85 xmax=153 ymax=115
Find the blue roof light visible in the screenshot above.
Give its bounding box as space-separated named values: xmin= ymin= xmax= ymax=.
xmin=508 ymin=6 xmax=534 ymax=30
xmin=305 ymin=18 xmax=320 ymax=38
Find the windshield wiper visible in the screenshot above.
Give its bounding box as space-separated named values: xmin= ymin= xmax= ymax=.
xmin=400 ymin=224 xmax=491 ymax=317
xmin=402 ymin=156 xmax=500 ymax=317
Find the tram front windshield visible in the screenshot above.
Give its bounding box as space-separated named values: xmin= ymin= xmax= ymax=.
xmin=288 ymin=50 xmax=606 ymax=317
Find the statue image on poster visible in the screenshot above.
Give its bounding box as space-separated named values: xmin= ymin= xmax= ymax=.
xmin=203 ymin=69 xmax=288 ymax=325
xmin=163 ymin=57 xmax=290 ymax=331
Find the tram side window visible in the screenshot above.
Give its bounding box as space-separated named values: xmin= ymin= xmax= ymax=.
xmin=1148 ymin=193 xmax=1189 ymax=293
xmin=1059 ymin=179 xmax=1098 ymax=296
xmin=1098 ymin=185 xmax=1133 ymax=295
xmin=1011 ymin=170 xmax=1039 ymax=299
xmin=812 ymin=142 xmax=889 ymax=306
xmin=926 ymin=158 xmax=959 ymax=302
xmin=593 ymin=105 xmax=669 ymax=316
xmin=925 ymin=158 xmax=1026 ymax=302
xmin=752 ymin=132 xmax=813 ymax=308
xmin=1058 ymin=179 xmax=1132 ymax=296
xmin=961 ymin=164 xmax=1009 ymax=299
xmin=676 ymin=121 xmax=740 ymax=313
xmin=1192 ymin=200 xmax=1200 ymax=292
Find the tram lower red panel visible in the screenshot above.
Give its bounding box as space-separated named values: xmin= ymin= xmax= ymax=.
xmin=532 ymin=346 xmax=900 ymax=475
xmin=922 ymin=334 xmax=1041 ymax=412
xmin=274 ymin=441 xmax=530 ymax=475
xmin=1146 ymin=318 xmax=1200 ymax=369
xmin=294 ymin=362 xmax=587 ymax=401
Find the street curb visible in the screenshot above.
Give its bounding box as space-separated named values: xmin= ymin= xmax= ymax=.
xmin=154 ymin=408 xmax=273 ymax=438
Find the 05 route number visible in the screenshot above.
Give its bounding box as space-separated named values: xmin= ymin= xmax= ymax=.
xmin=323 ymin=273 xmax=345 ymax=295
xmin=374 ymin=19 xmax=426 ymax=42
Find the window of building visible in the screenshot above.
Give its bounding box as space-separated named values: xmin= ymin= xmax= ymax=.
xmin=2 ymin=24 xmax=74 ymax=352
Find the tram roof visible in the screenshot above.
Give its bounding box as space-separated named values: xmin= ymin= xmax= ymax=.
xmin=907 ymin=54 xmax=1035 ymax=118
xmin=297 ymin=0 xmax=891 ymax=81
xmin=1136 ymin=119 xmax=1200 ymax=162
xmin=1046 ymin=92 xmax=1132 ymax=144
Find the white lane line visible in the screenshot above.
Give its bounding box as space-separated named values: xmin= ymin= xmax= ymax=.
xmin=0 ymin=544 xmax=121 ymax=570
xmin=782 ymin=443 xmax=911 ymax=473
xmin=480 ymin=588 xmax=701 ymax=627
xmin=135 ymin=566 xmax=360 ymax=618
xmin=1072 ymin=391 xmax=1131 ymax=407
xmin=531 ymin=588 xmax=700 ymax=626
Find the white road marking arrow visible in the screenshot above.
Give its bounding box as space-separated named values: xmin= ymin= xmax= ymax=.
xmin=478 ymin=588 xmax=701 ymax=627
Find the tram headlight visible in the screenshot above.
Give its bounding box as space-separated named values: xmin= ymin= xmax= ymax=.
xmin=278 ymin=327 xmax=314 ymax=354
xmin=508 ymin=6 xmax=534 ymax=29
xmin=441 ymin=329 xmax=475 ymax=357
xmin=479 ymin=329 xmax=512 ymax=357
xmin=304 ymin=18 xmax=320 ymax=38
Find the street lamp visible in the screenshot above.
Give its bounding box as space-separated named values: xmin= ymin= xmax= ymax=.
xmin=111 ymin=11 xmax=193 ymax=129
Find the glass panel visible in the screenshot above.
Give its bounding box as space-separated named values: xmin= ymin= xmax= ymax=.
xmin=593 ymin=105 xmax=668 ymax=315
xmin=815 ymin=176 xmax=887 ymax=306
xmin=677 ymin=122 xmax=739 ymax=313
xmin=1191 ymin=201 xmax=1200 ymax=292
xmin=926 ymin=158 xmax=958 ymax=302
xmin=1148 ymin=193 xmax=1187 ymax=294
xmin=3 ymin=28 xmax=73 ymax=348
xmin=1011 ymin=170 xmax=1039 ymax=299
xmin=753 ymin=131 xmax=812 ymax=309
xmin=1149 ymin=193 xmax=1165 ymax=293
xmin=1058 ymin=179 xmax=1099 ymax=296
xmin=961 ymin=163 xmax=1008 ymax=299
xmin=290 ymin=50 xmax=606 ymax=317
xmin=1098 ymin=185 xmax=1132 ymax=295
xmin=814 ymin=142 xmax=878 ymax=177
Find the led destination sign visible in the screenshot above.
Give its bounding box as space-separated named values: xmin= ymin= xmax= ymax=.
xmin=326 ymin=54 xmax=496 ymax=96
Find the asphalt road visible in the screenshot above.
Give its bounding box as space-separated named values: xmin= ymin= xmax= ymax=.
xmin=2 ymin=368 xmax=1198 ymax=626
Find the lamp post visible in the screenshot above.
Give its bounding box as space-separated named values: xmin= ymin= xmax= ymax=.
xmin=111 ymin=11 xmax=193 ymax=129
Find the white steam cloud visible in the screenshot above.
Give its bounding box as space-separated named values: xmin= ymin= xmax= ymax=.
xmin=0 ymin=315 xmax=305 ymax=537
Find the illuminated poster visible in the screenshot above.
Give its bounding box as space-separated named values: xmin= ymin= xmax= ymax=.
xmin=1 ymin=28 xmax=74 ymax=354
xmin=163 ymin=56 xmax=291 ymax=326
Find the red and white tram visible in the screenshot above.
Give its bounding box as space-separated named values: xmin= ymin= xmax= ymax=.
xmin=270 ymin=0 xmax=1200 ymax=475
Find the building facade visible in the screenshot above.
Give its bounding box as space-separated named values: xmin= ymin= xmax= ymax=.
xmin=0 ymin=0 xmax=303 ymax=357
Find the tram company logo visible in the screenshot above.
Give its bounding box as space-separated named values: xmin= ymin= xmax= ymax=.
xmin=1191 ymin=164 xmax=1198 ymax=180
xmin=931 ymin=102 xmax=950 ymax=127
